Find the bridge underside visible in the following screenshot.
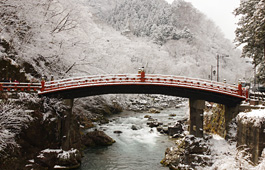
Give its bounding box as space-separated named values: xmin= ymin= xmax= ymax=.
xmin=40 ymin=84 xmax=243 ymax=106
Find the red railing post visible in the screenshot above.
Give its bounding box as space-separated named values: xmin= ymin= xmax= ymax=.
xmin=140 ymin=71 xmax=145 ymax=82
xmin=14 ymin=83 xmax=17 ymax=91
xmin=238 ymin=80 xmax=242 ymax=96
xmin=0 ymin=83 xmax=2 ymax=91
xmin=41 ymin=80 xmax=45 ymax=92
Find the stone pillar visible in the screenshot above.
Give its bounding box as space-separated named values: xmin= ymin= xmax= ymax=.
xmin=189 ymin=99 xmax=205 ymax=137
xmin=62 ymin=99 xmax=74 ymax=150
xmin=224 ymin=104 xmax=239 ymax=139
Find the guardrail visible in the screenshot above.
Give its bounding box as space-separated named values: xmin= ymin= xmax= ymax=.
xmin=248 ymin=91 xmax=265 ymax=105
xmin=39 ymin=74 xmax=247 ymax=99
xmin=0 ymin=82 xmax=41 ymax=92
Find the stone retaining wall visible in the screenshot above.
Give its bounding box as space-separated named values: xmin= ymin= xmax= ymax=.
xmin=237 ymin=111 xmax=265 ymax=164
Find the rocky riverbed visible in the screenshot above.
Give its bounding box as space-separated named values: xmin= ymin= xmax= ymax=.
xmin=77 ymin=105 xmax=189 ymax=170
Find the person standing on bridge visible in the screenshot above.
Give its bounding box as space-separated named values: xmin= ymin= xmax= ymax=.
xmin=138 ymin=68 xmax=142 ymax=74
xmin=14 ymin=79 xmax=19 ymax=84
xmin=51 ymin=75 xmax=54 ymax=81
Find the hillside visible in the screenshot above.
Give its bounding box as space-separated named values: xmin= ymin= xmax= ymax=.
xmin=0 ymin=0 xmax=250 ymax=83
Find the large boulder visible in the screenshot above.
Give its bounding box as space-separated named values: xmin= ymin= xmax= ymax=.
xmin=57 ymin=149 xmax=82 ymax=168
xmin=131 ymin=125 xmax=142 ymax=130
xmin=168 ymin=121 xmax=184 ymax=136
xmin=82 ymin=130 xmax=115 ymax=147
xmin=34 ymin=149 xmax=81 ymax=169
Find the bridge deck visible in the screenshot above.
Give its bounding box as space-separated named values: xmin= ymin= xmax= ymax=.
xmin=38 ymin=74 xmax=247 ymax=106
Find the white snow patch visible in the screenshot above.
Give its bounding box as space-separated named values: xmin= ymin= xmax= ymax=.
xmin=57 ymin=148 xmax=78 ymax=160
xmin=42 ymin=148 xmax=63 ymax=153
xmin=43 ymin=111 xmax=52 ymax=121
xmin=54 ymin=165 xmax=67 ymax=168
xmin=237 ymin=110 xmax=265 ymax=127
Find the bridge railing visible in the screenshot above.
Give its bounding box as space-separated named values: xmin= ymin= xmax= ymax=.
xmin=41 ymin=74 xmax=245 ymax=98
xmin=145 ymin=74 xmax=241 ymax=96
xmin=0 ymin=82 xmax=41 ymax=92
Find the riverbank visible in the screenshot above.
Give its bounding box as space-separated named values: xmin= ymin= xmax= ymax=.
xmin=161 ymin=104 xmax=265 ymax=170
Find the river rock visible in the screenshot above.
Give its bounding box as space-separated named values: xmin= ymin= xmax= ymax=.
xmin=34 ymin=148 xmax=81 ymax=169
xmin=156 ymin=126 xmax=163 ymax=132
xmin=161 ymin=135 xmax=212 ymax=169
xmin=148 ymin=108 xmax=160 ymax=113
xmin=158 ymin=122 xmax=163 ymax=126
xmin=114 ymin=130 xmax=123 ymax=134
xmin=82 ymin=130 xmax=115 ymax=147
xmin=99 ymin=118 xmax=110 ymax=124
xmin=57 ymin=149 xmax=82 ymax=168
xmin=168 ymin=122 xmax=184 ymax=136
xmin=149 ymin=121 xmax=159 ymax=128
xmin=144 ymin=115 xmax=151 ymax=118
xmin=169 ymin=113 xmax=176 ymax=117
xmin=147 ymin=117 xmax=156 ymax=121
xmin=131 ymin=125 xmax=141 ymax=130
xmin=35 ymin=149 xmax=60 ymax=168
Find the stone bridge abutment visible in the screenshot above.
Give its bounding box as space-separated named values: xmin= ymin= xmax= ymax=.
xmin=189 ymin=98 xmax=240 ymax=138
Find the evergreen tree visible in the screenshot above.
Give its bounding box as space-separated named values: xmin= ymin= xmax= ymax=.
xmin=234 ymin=0 xmax=265 ymax=82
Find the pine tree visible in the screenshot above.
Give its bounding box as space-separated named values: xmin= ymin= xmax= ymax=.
xmin=234 ymin=0 xmax=265 ymax=82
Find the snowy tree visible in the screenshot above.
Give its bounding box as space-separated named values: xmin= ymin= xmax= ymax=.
xmin=234 ymin=0 xmax=265 ymax=83
xmin=103 ymin=0 xmax=197 ymax=45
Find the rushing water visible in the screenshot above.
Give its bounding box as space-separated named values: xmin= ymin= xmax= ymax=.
xmin=77 ymin=106 xmax=188 ymax=170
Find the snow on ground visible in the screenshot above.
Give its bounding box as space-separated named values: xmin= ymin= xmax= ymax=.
xmin=205 ymin=134 xmax=245 ymax=170
xmin=201 ymin=109 xmax=265 ymax=170
xmin=205 ymin=134 xmax=265 ymax=170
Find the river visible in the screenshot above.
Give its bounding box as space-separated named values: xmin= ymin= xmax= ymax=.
xmin=77 ymin=105 xmax=188 ymax=170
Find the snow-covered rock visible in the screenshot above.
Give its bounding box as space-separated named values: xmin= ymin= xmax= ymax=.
xmin=161 ymin=135 xmax=212 ymax=169
xmin=35 ymin=148 xmax=81 ymax=169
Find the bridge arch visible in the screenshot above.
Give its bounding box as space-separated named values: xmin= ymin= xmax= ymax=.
xmin=39 ymin=74 xmax=246 ymax=107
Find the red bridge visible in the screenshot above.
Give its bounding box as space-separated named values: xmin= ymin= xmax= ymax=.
xmin=35 ymin=74 xmax=247 ymax=106
xmin=0 ymin=74 xmax=248 ymax=138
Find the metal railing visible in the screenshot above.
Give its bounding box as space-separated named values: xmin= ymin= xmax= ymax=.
xmin=249 ymin=91 xmax=265 ymax=102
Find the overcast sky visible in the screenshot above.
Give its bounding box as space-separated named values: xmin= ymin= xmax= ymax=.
xmin=166 ymin=0 xmax=241 ymax=42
